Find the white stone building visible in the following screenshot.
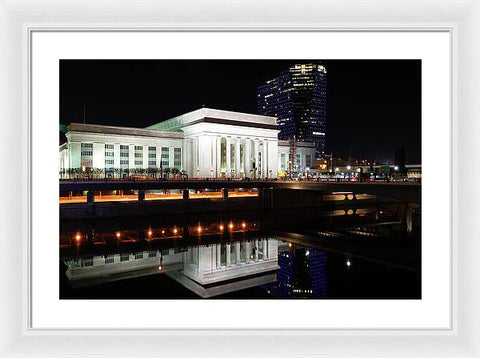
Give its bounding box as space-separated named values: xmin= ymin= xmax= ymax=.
xmin=59 ymin=108 xmax=316 ymax=179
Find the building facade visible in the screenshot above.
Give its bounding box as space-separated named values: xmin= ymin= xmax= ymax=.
xmin=59 ymin=108 xmax=316 ymax=179
xmin=257 ymin=63 xmax=327 ymax=160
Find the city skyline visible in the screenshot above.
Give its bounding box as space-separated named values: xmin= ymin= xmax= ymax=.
xmin=60 ymin=59 xmax=421 ymax=164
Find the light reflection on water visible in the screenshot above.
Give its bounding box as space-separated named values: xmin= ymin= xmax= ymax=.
xmin=60 ymin=204 xmax=421 ymax=299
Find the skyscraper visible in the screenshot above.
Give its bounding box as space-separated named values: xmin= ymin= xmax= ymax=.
xmin=258 ymin=63 xmax=327 ymax=160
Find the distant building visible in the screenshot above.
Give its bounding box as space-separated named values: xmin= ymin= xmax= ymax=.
xmin=405 ymin=164 xmax=421 ymax=179
xmin=258 ymin=63 xmax=327 ymax=160
xmin=59 ymin=108 xmax=316 ymax=179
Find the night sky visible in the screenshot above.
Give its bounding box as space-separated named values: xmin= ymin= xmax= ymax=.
xmin=60 ymin=60 xmax=421 ymax=164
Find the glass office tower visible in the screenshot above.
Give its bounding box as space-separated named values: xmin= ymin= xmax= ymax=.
xmin=258 ymin=63 xmax=327 ymax=160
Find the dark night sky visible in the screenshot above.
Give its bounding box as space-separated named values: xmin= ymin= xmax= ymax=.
xmin=60 ymin=59 xmax=421 ymax=164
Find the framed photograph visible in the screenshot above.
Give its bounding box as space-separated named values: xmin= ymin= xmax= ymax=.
xmin=1 ymin=0 xmax=479 ymax=357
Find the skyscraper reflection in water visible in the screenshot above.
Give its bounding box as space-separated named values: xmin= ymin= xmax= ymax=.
xmin=262 ymin=245 xmax=327 ymax=299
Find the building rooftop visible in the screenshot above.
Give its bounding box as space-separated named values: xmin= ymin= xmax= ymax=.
xmin=67 ymin=123 xmax=184 ymax=139
xmin=278 ymin=140 xmax=315 ymax=148
xmin=147 ymin=108 xmax=278 ymax=131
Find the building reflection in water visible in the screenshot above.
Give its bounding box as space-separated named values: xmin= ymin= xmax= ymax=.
xmin=61 ymin=205 xmax=420 ymax=299
xmin=261 ymin=243 xmax=327 ymax=299
xmin=64 ymin=238 xmax=281 ymax=298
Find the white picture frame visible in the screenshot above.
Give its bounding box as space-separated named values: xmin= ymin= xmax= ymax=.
xmin=1 ymin=0 xmax=479 ymax=357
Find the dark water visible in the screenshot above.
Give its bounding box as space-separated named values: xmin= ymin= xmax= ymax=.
xmin=60 ymin=203 xmax=421 ymax=299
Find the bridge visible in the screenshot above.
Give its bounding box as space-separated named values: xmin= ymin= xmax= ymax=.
xmin=60 ymin=179 xmax=421 ymax=204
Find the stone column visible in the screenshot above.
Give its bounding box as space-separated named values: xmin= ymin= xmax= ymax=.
xmin=192 ymin=137 xmax=198 ymax=178
xmin=226 ymin=243 xmax=231 ymax=266
xmin=114 ymin=143 xmax=121 ymax=171
xmin=254 ymin=240 xmax=259 ymax=261
xmin=128 ymin=144 xmax=135 ymax=172
xmin=235 ymin=242 xmax=241 ymax=265
xmin=216 ymin=245 xmax=221 ymax=268
xmin=245 ymin=241 xmax=251 ymax=263
xmin=143 ymin=146 xmax=149 ymax=170
xmin=244 ymin=138 xmax=251 ymax=178
xmin=253 ymin=140 xmax=259 ymax=179
xmin=263 ymin=140 xmax=268 ymax=179
xmin=92 ymin=143 xmax=105 ymax=171
xmin=226 ymin=137 xmax=231 ymax=178
xmin=235 ymin=138 xmax=241 ymax=178
xmin=216 ymin=136 xmax=221 ymax=178
xmin=263 ymin=239 xmax=267 ymax=259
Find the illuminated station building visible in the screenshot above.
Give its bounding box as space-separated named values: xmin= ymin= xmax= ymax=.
xmin=59 ymin=108 xmax=315 ymax=179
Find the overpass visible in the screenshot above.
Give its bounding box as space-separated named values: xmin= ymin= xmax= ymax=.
xmin=60 ymin=179 xmax=421 ymax=203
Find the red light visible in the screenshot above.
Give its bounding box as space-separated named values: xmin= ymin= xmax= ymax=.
xmin=116 ymin=232 xmax=121 ymax=238
xmin=74 ymin=233 xmax=81 ymax=242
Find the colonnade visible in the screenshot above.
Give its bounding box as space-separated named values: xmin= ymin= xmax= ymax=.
xmin=215 ymin=239 xmax=269 ymax=268
xmin=210 ymin=136 xmax=271 ymax=179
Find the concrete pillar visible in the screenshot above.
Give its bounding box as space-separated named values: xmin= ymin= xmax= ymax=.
xmin=226 ymin=243 xmax=231 ymax=266
xmin=87 ymin=191 xmax=95 ymax=203
xmin=226 ymin=137 xmax=231 ymax=178
xmin=235 ymin=138 xmax=241 ymax=178
xmin=193 ymin=137 xmax=199 ymax=178
xmin=244 ymin=138 xmax=251 ymax=178
xmin=245 ymin=241 xmax=251 ymax=263
xmin=268 ymin=140 xmax=278 ymax=179
xmin=235 ymin=242 xmax=241 ymax=265
xmin=92 ymin=143 xmax=105 ymax=171
xmin=128 ymin=144 xmax=135 ymax=171
xmin=255 ymin=240 xmax=259 ymax=261
xmin=263 ymin=239 xmax=267 ymax=259
xmin=183 ymin=189 xmax=189 ymax=200
xmin=216 ymin=136 xmax=221 ymax=178
xmin=138 ymin=189 xmax=145 ymax=203
xmin=254 ymin=140 xmax=259 ymax=179
xmin=216 ymin=245 xmax=221 ymax=268
xmin=143 ymin=146 xmax=149 ymax=169
xmin=222 ymin=188 xmax=229 ymax=200
xmin=263 ymin=140 xmax=268 ymax=179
